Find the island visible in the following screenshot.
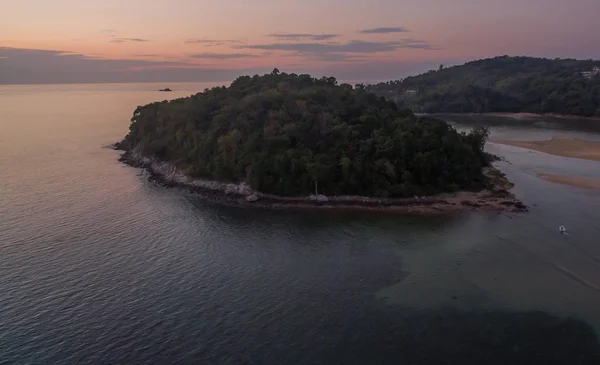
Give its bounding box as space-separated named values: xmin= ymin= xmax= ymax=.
xmin=367 ymin=56 xmax=600 ymax=118
xmin=115 ymin=69 xmax=526 ymax=213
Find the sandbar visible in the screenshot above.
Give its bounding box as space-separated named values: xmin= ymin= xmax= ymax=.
xmin=491 ymin=136 xmax=600 ymax=162
xmin=538 ymin=173 xmax=600 ymax=190
xmin=472 ymin=112 xmax=600 ymax=121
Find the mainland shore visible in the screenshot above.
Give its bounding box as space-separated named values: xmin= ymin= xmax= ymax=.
xmin=114 ymin=145 xmax=527 ymax=214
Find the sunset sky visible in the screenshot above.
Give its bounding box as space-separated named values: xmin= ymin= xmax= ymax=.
xmin=2 ymin=0 xmax=600 ymax=84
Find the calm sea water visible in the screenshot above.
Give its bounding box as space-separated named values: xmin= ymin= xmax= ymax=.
xmin=1 ymin=83 xmax=600 ymax=364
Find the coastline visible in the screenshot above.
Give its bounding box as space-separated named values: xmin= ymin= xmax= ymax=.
xmin=490 ymin=136 xmax=600 ymax=163
xmin=490 ymin=137 xmax=600 ymax=190
xmin=538 ymin=173 xmax=600 ymax=191
xmin=464 ymin=112 xmax=600 ymax=121
xmin=114 ymin=145 xmax=528 ymax=214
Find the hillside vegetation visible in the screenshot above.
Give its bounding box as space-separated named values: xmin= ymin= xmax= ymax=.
xmin=120 ymin=70 xmax=491 ymax=198
xmin=367 ymin=56 xmax=600 ymax=117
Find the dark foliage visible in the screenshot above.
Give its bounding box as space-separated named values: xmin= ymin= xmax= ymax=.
xmin=121 ymin=70 xmax=490 ymax=197
xmin=367 ymin=56 xmax=600 ymax=117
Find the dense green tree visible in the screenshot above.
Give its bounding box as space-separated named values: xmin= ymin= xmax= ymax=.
xmin=121 ymin=71 xmax=491 ymax=197
xmin=367 ymin=56 xmax=600 ymax=117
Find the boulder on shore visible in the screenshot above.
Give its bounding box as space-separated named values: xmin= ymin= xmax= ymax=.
xmin=309 ymin=194 xmax=329 ymax=202
xmin=246 ymin=194 xmax=259 ymax=203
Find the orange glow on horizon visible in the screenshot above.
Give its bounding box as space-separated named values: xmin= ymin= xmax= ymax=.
xmin=2 ymin=0 xmax=599 ymax=83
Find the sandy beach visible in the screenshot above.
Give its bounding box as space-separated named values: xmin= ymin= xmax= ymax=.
xmin=538 ymin=173 xmax=600 ymax=190
xmin=475 ymin=112 xmax=600 ymax=121
xmin=491 ymin=137 xmax=600 ymax=190
xmin=491 ymin=136 xmax=600 ymax=162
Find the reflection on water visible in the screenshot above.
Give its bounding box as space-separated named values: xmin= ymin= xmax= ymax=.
xmin=1 ymin=85 xmax=600 ymax=364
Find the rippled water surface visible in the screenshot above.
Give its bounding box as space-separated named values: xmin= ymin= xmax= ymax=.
xmin=2 ymin=84 xmax=600 ymax=364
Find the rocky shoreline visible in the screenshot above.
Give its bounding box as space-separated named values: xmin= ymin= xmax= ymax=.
xmin=113 ymin=144 xmax=528 ymax=214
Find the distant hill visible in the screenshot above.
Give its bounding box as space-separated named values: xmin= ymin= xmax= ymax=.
xmin=366 ymin=56 xmax=600 ymax=117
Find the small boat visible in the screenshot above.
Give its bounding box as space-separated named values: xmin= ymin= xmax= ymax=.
xmin=559 ymin=225 xmax=566 ymax=233
xmin=159 ymin=88 xmax=172 ymax=92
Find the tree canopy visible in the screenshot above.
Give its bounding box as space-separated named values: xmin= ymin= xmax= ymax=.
xmin=121 ymin=70 xmax=491 ymax=197
xmin=367 ymin=56 xmax=600 ymax=117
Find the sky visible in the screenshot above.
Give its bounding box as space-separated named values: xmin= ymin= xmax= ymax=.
xmin=1 ymin=0 xmax=600 ymax=84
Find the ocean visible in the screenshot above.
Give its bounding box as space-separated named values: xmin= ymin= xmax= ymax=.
xmin=1 ymin=83 xmax=600 ymax=364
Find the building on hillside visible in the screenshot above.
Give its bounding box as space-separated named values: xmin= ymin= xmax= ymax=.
xmin=582 ymin=66 xmax=600 ymax=78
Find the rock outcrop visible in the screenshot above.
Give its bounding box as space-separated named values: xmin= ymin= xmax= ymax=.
xmin=245 ymin=194 xmax=260 ymax=203
xmin=115 ymin=145 xmax=528 ymax=214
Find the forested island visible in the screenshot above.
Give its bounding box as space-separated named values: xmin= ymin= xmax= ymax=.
xmin=116 ymin=69 xmax=526 ymax=213
xmin=367 ymin=56 xmax=600 ymax=117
